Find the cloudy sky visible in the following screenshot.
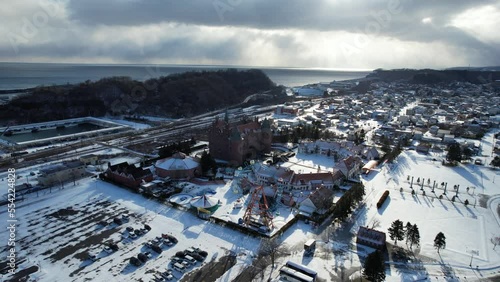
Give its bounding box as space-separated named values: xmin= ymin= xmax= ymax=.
xmin=1 ymin=0 xmax=499 ymax=69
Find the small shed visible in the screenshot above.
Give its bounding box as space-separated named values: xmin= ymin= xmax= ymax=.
xmin=362 ymin=160 xmax=378 ymax=174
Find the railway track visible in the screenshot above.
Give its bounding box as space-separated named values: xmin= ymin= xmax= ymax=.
xmin=0 ymin=106 xmax=276 ymax=170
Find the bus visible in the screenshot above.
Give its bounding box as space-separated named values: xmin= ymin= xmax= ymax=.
xmin=285 ymin=261 xmax=317 ymax=280
xmin=279 ymin=266 xmax=314 ymax=282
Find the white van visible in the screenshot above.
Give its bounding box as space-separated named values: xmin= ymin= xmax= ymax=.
xmin=184 ymin=255 xmax=196 ymax=265
xmin=172 ymin=262 xmax=185 ymax=273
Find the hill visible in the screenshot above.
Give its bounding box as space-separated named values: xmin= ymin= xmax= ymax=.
xmin=367 ymin=68 xmax=500 ymax=84
xmin=0 ymin=69 xmax=281 ymax=124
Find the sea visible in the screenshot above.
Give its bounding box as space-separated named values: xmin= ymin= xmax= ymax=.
xmin=0 ymin=62 xmax=371 ymax=91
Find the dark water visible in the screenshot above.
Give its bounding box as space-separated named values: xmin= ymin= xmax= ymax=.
xmin=1 ymin=123 xmax=103 ymax=143
xmin=0 ymin=62 xmax=371 ymax=90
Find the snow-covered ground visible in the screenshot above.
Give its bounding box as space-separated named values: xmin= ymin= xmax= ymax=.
xmin=352 ymin=133 xmax=500 ymax=281
xmin=0 ymin=178 xmax=261 ymax=282
xmin=2 ymin=129 xmax=499 ymax=281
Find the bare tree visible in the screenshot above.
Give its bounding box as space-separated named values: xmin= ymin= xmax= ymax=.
xmin=259 ymin=238 xmax=289 ymax=269
xmin=491 ymin=236 xmax=500 ymax=250
xmin=371 ymin=218 xmax=381 ymax=229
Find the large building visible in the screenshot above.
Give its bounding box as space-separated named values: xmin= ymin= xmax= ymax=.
xmin=208 ymin=115 xmax=272 ymax=165
xmin=37 ymin=160 xmax=86 ymax=186
xmin=155 ymin=152 xmax=200 ymax=180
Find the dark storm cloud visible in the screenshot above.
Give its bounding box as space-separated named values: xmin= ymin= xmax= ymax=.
xmin=2 ymin=32 xmax=246 ymax=63
xmin=2 ymin=0 xmax=499 ymax=67
xmin=63 ymin=0 xmax=500 ymax=64
xmin=65 ymin=0 xmax=493 ymax=37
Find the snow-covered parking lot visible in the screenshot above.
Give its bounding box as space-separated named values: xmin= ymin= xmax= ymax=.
xmin=0 ymin=179 xmax=260 ymax=282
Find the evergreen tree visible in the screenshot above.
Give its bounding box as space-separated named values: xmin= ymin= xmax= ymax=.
xmin=462 ymin=147 xmax=473 ymax=161
xmin=491 ymin=156 xmax=500 ymax=168
xmin=408 ymin=224 xmax=420 ymax=249
xmin=404 ymin=222 xmax=413 ymax=245
xmin=434 ymin=232 xmax=446 ymax=253
xmin=388 ymin=219 xmax=405 ymax=245
xmin=200 ymin=151 xmax=216 ymax=176
xmin=446 ymin=142 xmax=462 ymax=163
xmin=363 ymin=250 xmax=386 ymax=282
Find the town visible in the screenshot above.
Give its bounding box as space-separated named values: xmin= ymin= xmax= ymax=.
xmin=1 ymin=75 xmax=500 ymax=282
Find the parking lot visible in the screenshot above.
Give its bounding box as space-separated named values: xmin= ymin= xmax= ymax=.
xmin=0 ymin=178 xmax=260 ymax=282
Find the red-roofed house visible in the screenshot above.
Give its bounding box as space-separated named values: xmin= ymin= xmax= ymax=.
xmin=288 ymin=171 xmax=342 ymax=191
xmin=298 ymin=185 xmax=336 ymax=217
xmin=336 ymin=156 xmax=363 ymax=180
xmin=356 ymin=226 xmax=386 ymax=250
xmin=104 ymin=162 xmax=153 ymax=189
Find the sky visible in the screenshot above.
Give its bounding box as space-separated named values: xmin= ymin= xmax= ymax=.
xmin=1 ymin=0 xmax=500 ymax=70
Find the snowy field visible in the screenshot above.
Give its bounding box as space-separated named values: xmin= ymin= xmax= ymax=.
xmin=355 ymin=148 xmax=500 ymax=281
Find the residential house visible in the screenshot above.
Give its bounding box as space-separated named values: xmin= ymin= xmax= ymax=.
xmin=362 ymin=147 xmax=380 ymax=160
xmin=288 ymin=171 xmax=343 ymax=192
xmin=335 ymin=156 xmax=362 ymax=180
xmin=356 ymin=226 xmax=386 ymax=250
xmin=104 ymin=162 xmax=153 ymax=189
xmin=298 ymin=185 xmax=336 ymax=217
xmin=253 ymin=163 xmax=294 ymax=190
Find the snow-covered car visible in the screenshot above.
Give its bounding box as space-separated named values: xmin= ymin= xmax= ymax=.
xmin=129 ymin=233 xmax=137 ymax=239
xmin=160 ymin=270 xmax=174 ymax=280
xmin=103 ymin=246 xmax=113 ymax=254
xmin=162 ymin=239 xmax=173 ymax=247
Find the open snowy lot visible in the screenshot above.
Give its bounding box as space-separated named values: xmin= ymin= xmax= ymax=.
xmin=354 ymin=148 xmax=500 ymax=281
xmin=0 ymin=179 xmax=261 ymax=282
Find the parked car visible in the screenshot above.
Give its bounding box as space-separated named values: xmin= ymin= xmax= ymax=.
xmin=160 ymin=270 xmax=174 ymax=280
xmin=184 ymin=255 xmax=196 ymax=265
xmin=144 ymin=224 xmax=152 ymax=231
xmin=122 ymin=214 xmax=130 ymax=221
xmin=171 ymin=257 xmax=189 ymax=267
xmin=191 ymin=253 xmax=204 ymax=262
xmin=109 ymin=243 xmax=119 ymax=251
xmin=113 ymin=218 xmax=123 ymax=225
xmin=154 ymin=276 xmax=166 ymax=282
xmin=103 ymin=246 xmax=113 ymax=254
xmin=146 ymin=241 xmax=154 ymax=248
xmin=126 ymin=226 xmax=134 ymax=232
xmin=152 ymin=244 xmax=163 ymax=254
xmin=145 ymin=251 xmax=152 ymax=259
xmin=162 ymin=239 xmax=174 ymax=247
xmin=88 ymin=254 xmax=98 ymax=262
xmin=130 ymin=257 xmax=142 ymax=266
xmin=134 ymin=229 xmax=142 ymax=236
xmin=129 ymin=233 xmax=137 ymax=239
xmin=162 ymin=234 xmax=178 ymax=244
